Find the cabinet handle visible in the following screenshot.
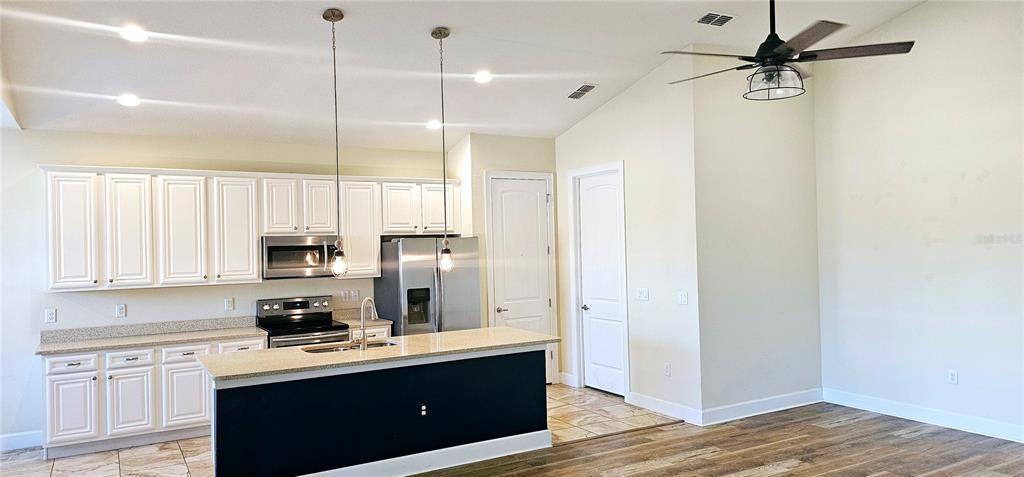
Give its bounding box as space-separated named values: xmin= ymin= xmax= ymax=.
xmin=66 ymin=362 xmax=81 ymax=367
xmin=237 ymin=347 xmax=250 ymax=351
xmin=181 ymin=351 xmax=195 ymax=356
xmin=124 ymin=356 xmax=139 ymax=362
xmin=496 ymin=307 xmax=509 ymax=313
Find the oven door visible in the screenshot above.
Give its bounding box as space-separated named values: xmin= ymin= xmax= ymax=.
xmin=262 ymin=236 xmax=337 ymax=279
xmin=269 ymin=330 xmax=350 ymax=348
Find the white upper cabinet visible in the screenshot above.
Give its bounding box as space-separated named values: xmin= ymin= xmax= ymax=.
xmin=302 ymin=179 xmax=337 ymax=234
xmin=211 ymin=177 xmax=260 ymax=283
xmin=105 ymin=174 xmax=154 ymax=287
xmin=421 ymin=183 xmax=457 ymax=234
xmin=340 ymin=182 xmax=381 ymax=278
xmin=155 ymin=176 xmax=208 ymax=285
xmin=47 ymin=172 xmax=101 ymax=290
xmin=382 ymin=182 xmax=422 ymax=234
xmin=261 ymin=178 xmax=299 ymax=235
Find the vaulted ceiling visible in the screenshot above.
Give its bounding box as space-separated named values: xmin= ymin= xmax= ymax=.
xmin=1 ymin=1 xmax=920 ymax=151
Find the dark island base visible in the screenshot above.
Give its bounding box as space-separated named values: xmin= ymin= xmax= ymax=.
xmin=214 ymin=350 xmax=547 ymax=477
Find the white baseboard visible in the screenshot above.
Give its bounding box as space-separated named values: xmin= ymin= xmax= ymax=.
xmin=44 ymin=427 xmax=210 ymax=459
xmin=626 ymin=392 xmax=703 ymax=424
xmin=1 ymin=430 xmax=43 ymax=452
xmin=700 ymin=388 xmax=823 ymax=426
xmin=305 ymin=430 xmax=552 ymax=477
xmin=823 ymin=388 xmax=1024 ymax=443
xmin=559 ymin=372 xmax=580 ymax=387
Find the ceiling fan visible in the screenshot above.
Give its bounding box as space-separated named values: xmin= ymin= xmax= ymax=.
xmin=663 ymin=0 xmax=915 ymax=100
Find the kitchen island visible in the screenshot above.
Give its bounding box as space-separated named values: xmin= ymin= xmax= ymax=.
xmin=199 ymin=326 xmax=559 ymax=477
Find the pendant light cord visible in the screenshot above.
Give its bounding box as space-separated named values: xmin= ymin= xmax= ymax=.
xmin=331 ymin=21 xmax=342 ymax=248
xmin=438 ymin=35 xmax=449 ymax=244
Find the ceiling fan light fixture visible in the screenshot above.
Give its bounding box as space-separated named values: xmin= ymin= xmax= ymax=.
xmin=743 ymin=65 xmax=805 ymax=101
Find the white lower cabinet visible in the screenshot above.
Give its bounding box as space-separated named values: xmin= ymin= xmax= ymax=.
xmin=43 ymin=337 xmax=264 ymax=450
xmin=106 ymin=366 xmax=156 ymax=437
xmin=46 ymin=371 xmax=100 ymax=445
xmin=162 ymin=362 xmax=210 ymax=429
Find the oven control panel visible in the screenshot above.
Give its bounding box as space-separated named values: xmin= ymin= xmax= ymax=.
xmin=256 ymin=296 xmax=333 ymax=317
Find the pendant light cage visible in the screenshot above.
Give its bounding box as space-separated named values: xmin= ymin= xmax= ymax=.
xmin=743 ymin=64 xmax=805 ymax=101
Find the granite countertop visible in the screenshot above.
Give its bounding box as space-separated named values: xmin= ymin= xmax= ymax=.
xmin=37 ymin=323 xmax=267 ymax=355
xmin=199 ymin=326 xmax=559 ymax=382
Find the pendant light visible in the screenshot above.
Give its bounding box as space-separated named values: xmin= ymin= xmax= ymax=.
xmin=432 ymin=26 xmax=455 ymax=273
xmin=324 ymin=8 xmax=349 ymax=278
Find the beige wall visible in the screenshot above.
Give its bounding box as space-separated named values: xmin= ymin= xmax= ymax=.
xmin=815 ymin=0 xmax=1023 ymax=436
xmin=0 ymin=129 xmax=440 ymax=436
xmin=692 ymin=56 xmax=822 ymax=410
xmin=556 ymin=55 xmax=705 ymax=412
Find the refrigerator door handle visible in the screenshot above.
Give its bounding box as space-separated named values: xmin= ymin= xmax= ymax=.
xmin=433 ymin=265 xmax=442 ymax=332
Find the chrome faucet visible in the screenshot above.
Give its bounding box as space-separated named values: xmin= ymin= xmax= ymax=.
xmin=358 ymin=297 xmax=379 ymax=351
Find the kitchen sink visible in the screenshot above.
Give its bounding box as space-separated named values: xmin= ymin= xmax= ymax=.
xmin=301 ymin=341 xmax=399 ymax=353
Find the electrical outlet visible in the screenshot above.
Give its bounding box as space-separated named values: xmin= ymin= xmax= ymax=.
xmin=351 ymin=290 xmax=360 ymax=301
xmin=114 ymin=304 xmax=127 ymax=318
xmin=677 ymin=291 xmax=688 ymax=305
xmin=947 ymin=369 xmax=958 ymax=385
xmin=224 ymin=297 xmax=235 ymax=311
xmin=636 ymin=288 xmax=650 ymax=301
xmin=663 ymin=362 xmax=672 ymax=377
xmin=43 ymin=308 xmax=57 ymax=324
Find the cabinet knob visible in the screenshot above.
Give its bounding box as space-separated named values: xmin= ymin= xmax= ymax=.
xmin=107 ymin=375 xmax=112 ymax=380
xmin=93 ymin=280 xmax=98 ymax=284
xmin=414 ymin=225 xmax=419 ymax=229
xmin=108 ymin=279 xmax=114 ymax=283
xmin=203 ymin=275 xmax=208 ymax=279
xmin=293 ymin=226 xmax=298 ymax=231
xmin=216 ymin=274 xmax=221 ymax=279
xmin=582 ymin=304 xmax=590 ymax=311
xmin=91 ymin=376 xmax=97 ymax=381
xmin=305 ymin=226 xmax=310 ymax=230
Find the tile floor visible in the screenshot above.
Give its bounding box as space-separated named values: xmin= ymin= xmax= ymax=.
xmin=0 ymin=384 xmax=674 ymax=476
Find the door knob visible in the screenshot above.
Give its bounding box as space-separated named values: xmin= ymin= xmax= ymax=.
xmin=581 ymin=304 xmax=590 ymax=311
xmin=496 ymin=307 xmax=509 ymax=313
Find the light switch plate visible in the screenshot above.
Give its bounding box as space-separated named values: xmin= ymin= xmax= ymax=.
xmin=224 ymin=297 xmax=235 ymax=311
xmin=114 ymin=304 xmax=127 ymax=318
xmin=636 ymin=288 xmax=650 ymax=301
xmin=44 ymin=308 xmax=57 ymax=324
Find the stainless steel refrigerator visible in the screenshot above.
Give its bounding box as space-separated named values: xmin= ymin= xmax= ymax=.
xmin=374 ymin=237 xmax=482 ymax=335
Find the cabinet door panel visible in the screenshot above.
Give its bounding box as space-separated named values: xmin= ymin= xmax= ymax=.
xmin=106 ymin=174 xmax=154 ymax=287
xmin=156 ymin=176 xmax=208 ymax=285
xmin=162 ymin=362 xmax=210 ymax=429
xmin=46 ymin=371 xmax=99 ymax=445
xmin=381 ymin=183 xmax=421 ymax=234
xmin=47 ymin=173 xmax=101 ymax=289
xmin=421 ymin=184 xmax=456 ymax=234
xmin=106 ymin=366 xmax=156 ymax=437
xmin=340 ymin=182 xmax=381 ymax=277
xmin=261 ymin=178 xmax=299 ymax=234
xmin=212 ymin=177 xmax=260 ymax=283
xmin=303 ymin=179 xmax=337 ymax=234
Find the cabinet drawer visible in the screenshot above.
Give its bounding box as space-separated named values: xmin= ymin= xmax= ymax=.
xmin=162 ymin=344 xmax=211 ymax=364
xmin=352 ymin=327 xmax=390 ymax=340
xmin=46 ymin=354 xmax=99 ymax=375
xmin=218 ymin=339 xmax=265 ymax=353
xmin=106 ymin=349 xmax=155 ymax=370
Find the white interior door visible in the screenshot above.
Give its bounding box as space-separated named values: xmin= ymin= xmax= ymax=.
xmin=576 ymin=169 xmax=628 ymax=395
xmin=487 ymin=175 xmax=557 ymax=383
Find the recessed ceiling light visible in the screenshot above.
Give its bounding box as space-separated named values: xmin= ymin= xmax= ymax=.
xmin=117 ymin=93 xmax=141 ymax=107
xmin=473 ymin=70 xmax=493 ymax=84
xmin=425 ymin=119 xmax=441 ymax=130
xmin=119 ymin=25 xmax=149 ymax=42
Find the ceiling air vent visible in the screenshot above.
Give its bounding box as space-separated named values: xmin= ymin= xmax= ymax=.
xmin=697 ymin=12 xmax=733 ymax=27
xmin=568 ymin=84 xmax=596 ymax=100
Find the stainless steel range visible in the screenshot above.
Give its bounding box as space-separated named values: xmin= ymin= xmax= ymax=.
xmin=256 ymin=295 xmax=350 ymax=348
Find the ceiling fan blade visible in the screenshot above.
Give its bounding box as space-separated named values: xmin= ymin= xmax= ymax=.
xmin=793 ymin=41 xmax=915 ymax=62
xmin=790 ymin=63 xmax=813 ymax=79
xmin=662 ymin=50 xmax=752 ymax=61
xmin=668 ymin=64 xmax=757 ymax=85
xmin=773 ymin=20 xmax=845 ymax=57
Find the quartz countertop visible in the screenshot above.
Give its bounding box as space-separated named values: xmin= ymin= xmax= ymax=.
xmin=199 ymin=326 xmax=559 ymax=382
xmin=37 ymin=327 xmax=267 ymax=355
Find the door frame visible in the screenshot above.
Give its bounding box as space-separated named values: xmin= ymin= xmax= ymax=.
xmin=484 ymin=170 xmax=558 ymax=381
xmin=566 ymin=161 xmax=630 ymax=396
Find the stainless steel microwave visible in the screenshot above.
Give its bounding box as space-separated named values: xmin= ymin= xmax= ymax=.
xmin=261 ymin=235 xmax=338 ymax=279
